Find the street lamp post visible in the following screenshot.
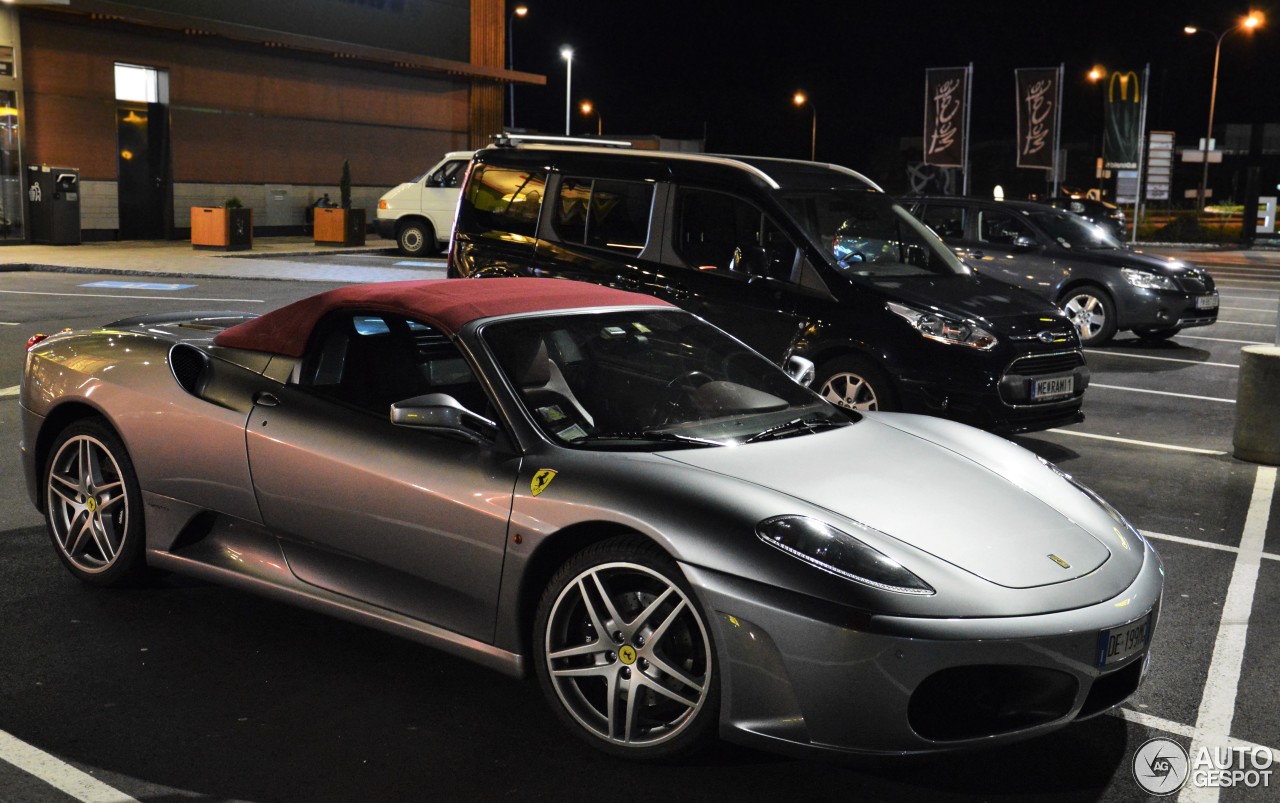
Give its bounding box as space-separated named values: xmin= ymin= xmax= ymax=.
xmin=580 ymin=101 xmax=601 ymax=136
xmin=560 ymin=45 xmax=574 ymax=136
xmin=1087 ymin=65 xmax=1106 ymax=196
xmin=1185 ymin=12 xmax=1264 ymax=210
xmin=793 ymin=92 xmax=816 ymax=161
xmin=506 ymin=5 xmax=528 ymax=130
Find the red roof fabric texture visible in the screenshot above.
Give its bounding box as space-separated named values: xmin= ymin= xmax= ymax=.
xmin=212 ymin=278 xmax=673 ymax=357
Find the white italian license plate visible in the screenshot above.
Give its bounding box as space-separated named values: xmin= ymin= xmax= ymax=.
xmin=1195 ymin=293 xmax=1219 ymax=310
xmin=1097 ymin=613 xmax=1151 ymax=667
xmin=1032 ymin=375 xmax=1074 ymax=401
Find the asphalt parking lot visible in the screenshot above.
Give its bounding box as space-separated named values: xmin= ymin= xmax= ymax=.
xmin=1 ymin=248 xmax=1277 ymax=802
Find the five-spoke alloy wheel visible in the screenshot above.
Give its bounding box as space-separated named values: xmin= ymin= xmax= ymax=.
xmin=535 ymin=537 xmax=717 ymax=759
xmin=1061 ymin=287 xmax=1117 ymax=346
xmin=44 ymin=419 xmax=146 ymax=585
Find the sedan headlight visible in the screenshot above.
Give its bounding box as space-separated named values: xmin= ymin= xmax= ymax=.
xmin=886 ymin=302 xmax=997 ymax=350
xmin=1121 ymin=268 xmax=1178 ymax=291
xmin=757 ymin=515 xmax=934 ymax=595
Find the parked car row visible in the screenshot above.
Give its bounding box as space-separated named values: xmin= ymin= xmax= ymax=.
xmin=447 ymin=140 xmax=1088 ymax=435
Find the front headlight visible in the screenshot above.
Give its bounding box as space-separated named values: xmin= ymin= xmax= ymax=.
xmin=886 ymin=301 xmax=997 ymax=350
xmin=757 ymin=515 xmax=935 ymax=595
xmin=1121 ymin=268 xmax=1177 ymax=291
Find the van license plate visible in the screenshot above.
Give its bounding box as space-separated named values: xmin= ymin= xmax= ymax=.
xmin=1097 ymin=613 xmax=1151 ymax=667
xmin=1032 ymin=375 xmax=1074 ymax=400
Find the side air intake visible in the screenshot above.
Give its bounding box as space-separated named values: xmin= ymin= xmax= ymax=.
xmin=169 ymin=343 xmax=210 ymax=396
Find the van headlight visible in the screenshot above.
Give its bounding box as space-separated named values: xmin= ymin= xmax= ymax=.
xmin=886 ymin=302 xmax=997 ymax=350
xmin=1121 ymin=268 xmax=1177 ymax=291
xmin=757 ymin=515 xmax=934 ymax=595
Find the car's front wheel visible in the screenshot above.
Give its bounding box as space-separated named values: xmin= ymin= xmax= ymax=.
xmin=1060 ymin=287 xmax=1117 ymax=346
xmin=534 ymin=536 xmax=719 ymax=760
xmin=43 ymin=419 xmax=147 ymax=586
xmin=814 ymin=355 xmax=895 ymax=411
xmin=396 ymin=220 xmax=436 ymax=256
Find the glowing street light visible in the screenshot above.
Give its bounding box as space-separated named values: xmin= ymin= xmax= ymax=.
xmin=560 ymin=45 xmax=574 ymax=136
xmin=793 ymin=91 xmax=816 ymax=161
xmin=506 ymin=5 xmax=528 ymax=130
xmin=1184 ymin=11 xmax=1265 ymax=209
xmin=580 ymin=100 xmax=601 ymax=136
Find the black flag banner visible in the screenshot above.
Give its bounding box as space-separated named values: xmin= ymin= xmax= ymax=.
xmin=924 ymin=67 xmax=967 ymax=167
xmin=1104 ymin=70 xmax=1141 ymax=169
xmin=1015 ymin=67 xmax=1060 ymax=170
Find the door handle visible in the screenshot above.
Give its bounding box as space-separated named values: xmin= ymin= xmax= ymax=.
xmin=253 ymin=391 xmax=280 ymax=407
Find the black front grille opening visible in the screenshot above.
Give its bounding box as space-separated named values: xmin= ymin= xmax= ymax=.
xmin=1078 ymin=657 xmax=1145 ymax=719
xmin=908 ymin=665 xmax=1078 ymax=741
xmin=1008 ymin=352 xmax=1086 ymax=376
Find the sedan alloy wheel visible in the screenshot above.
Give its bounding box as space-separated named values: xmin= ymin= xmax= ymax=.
xmin=1061 ymin=288 xmax=1117 ymax=346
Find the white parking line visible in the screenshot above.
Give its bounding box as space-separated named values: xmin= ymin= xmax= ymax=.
xmin=1142 ymin=530 xmax=1280 ymax=562
xmin=1089 ymin=384 xmax=1235 ymax=403
xmin=0 ymin=729 xmax=140 ymax=803
xmin=1180 ymin=466 xmax=1276 ymax=803
xmin=1175 ymin=334 xmax=1269 ymax=345
xmin=1115 ymin=709 xmax=1279 ymax=757
xmin=0 ymin=386 xmax=17 ymax=399
xmin=1214 ymin=320 xmax=1276 ymax=328
xmin=1083 ymin=350 xmax=1238 ymax=369
xmin=0 ymin=289 xmax=265 ymax=303
xmin=1046 ymin=428 xmax=1227 ymax=455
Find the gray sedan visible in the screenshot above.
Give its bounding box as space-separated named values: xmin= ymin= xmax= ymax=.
xmin=19 ymin=278 xmax=1162 ymax=760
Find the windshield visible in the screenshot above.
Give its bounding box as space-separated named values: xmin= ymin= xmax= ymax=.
xmin=482 ymin=310 xmax=849 ymax=449
xmin=1027 ymin=209 xmax=1122 ymax=249
xmin=780 ymin=189 xmax=969 ymax=278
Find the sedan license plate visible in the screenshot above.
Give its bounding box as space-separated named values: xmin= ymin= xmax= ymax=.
xmin=1031 ymin=375 xmax=1074 ymax=401
xmin=1097 ymin=613 xmax=1151 ymax=667
xmin=1195 ymin=293 xmax=1219 ymax=310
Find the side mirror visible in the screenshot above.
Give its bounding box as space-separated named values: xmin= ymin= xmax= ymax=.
xmin=785 ymin=355 xmax=815 ymax=387
xmin=730 ymin=245 xmax=770 ymax=277
xmin=1013 ymin=234 xmax=1039 ymax=251
xmin=426 ymin=170 xmax=446 ymax=188
xmin=390 ymin=393 xmax=497 ymax=444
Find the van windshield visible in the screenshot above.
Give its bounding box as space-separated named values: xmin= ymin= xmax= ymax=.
xmin=780 ymin=190 xmax=969 ymax=278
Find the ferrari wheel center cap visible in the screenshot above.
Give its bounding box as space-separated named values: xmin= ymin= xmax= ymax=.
xmin=618 ymin=644 xmax=638 ymax=665
xmin=86 ymin=497 xmax=98 ymax=513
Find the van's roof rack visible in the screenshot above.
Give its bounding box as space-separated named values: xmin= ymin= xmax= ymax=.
xmin=491 ymin=132 xmax=633 ymax=149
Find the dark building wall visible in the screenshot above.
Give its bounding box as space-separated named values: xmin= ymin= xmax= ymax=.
xmin=20 ymin=13 xmax=469 ymax=187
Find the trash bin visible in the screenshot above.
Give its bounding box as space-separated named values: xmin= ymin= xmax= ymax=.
xmin=27 ymin=165 xmax=81 ymax=245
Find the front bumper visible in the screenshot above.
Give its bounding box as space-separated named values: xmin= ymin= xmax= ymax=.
xmin=373 ymin=216 xmax=397 ymax=240
xmin=682 ymin=544 xmax=1163 ymax=758
xmin=1117 ymin=288 xmax=1219 ymax=332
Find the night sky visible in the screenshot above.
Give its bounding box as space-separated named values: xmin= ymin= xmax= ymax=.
xmin=506 ymin=0 xmax=1277 ymax=195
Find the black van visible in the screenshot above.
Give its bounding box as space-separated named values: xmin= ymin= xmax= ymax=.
xmin=448 ymin=141 xmax=1088 ymax=434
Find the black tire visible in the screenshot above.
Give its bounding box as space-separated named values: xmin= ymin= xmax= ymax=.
xmin=396 ymin=220 xmax=436 ymax=256
xmin=1059 ymin=286 xmax=1117 ymax=346
xmin=1133 ymin=326 xmax=1179 ymax=341
xmin=534 ymin=535 xmax=719 ymax=760
xmin=813 ymin=354 xmax=896 ymax=412
xmin=43 ymin=419 xmax=148 ymax=586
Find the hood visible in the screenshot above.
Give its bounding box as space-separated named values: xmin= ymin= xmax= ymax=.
xmin=1052 ymin=247 xmax=1216 ymax=294
xmin=866 ymin=273 xmax=1075 ymax=338
xmin=659 ymin=414 xmax=1118 ymax=589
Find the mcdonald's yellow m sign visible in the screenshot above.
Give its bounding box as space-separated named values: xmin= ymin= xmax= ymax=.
xmin=1108 ymin=71 xmax=1140 ymax=104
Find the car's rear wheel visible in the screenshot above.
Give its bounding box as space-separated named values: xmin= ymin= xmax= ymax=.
xmin=1133 ymin=326 xmax=1179 ymax=341
xmin=814 ymin=355 xmax=895 ymax=411
xmin=44 ymin=419 xmax=147 ymax=586
xmin=396 ymin=220 xmax=436 ymax=256
xmin=534 ymin=536 xmax=718 ymax=760
xmin=1060 ymin=287 xmax=1117 ymax=346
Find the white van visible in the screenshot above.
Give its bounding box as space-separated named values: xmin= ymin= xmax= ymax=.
xmin=375 ymin=150 xmax=474 ymax=255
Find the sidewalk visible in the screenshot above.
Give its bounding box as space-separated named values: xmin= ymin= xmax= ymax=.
xmin=0 ymin=235 xmax=443 ymax=284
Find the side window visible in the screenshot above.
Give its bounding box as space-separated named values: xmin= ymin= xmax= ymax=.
xmin=301 ymin=313 xmax=488 ymax=418
xmin=553 ymin=177 xmax=653 ymax=254
xmin=457 ymin=164 xmax=547 ymax=239
xmin=431 ymin=160 xmax=467 ymax=188
xmin=979 ymin=210 xmax=1034 ymax=245
xmin=673 ymin=188 xmax=798 ymax=281
xmin=919 ymin=205 xmax=967 ymax=240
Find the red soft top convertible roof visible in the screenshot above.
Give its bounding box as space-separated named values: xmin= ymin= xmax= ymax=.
xmin=213 ymin=278 xmax=672 ymax=357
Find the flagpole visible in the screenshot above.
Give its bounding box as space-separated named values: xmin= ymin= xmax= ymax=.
xmin=1131 ymin=63 xmax=1150 ymax=244
xmin=1052 ymin=63 xmax=1064 ymax=197
xmin=962 ymin=62 xmax=973 ymax=196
